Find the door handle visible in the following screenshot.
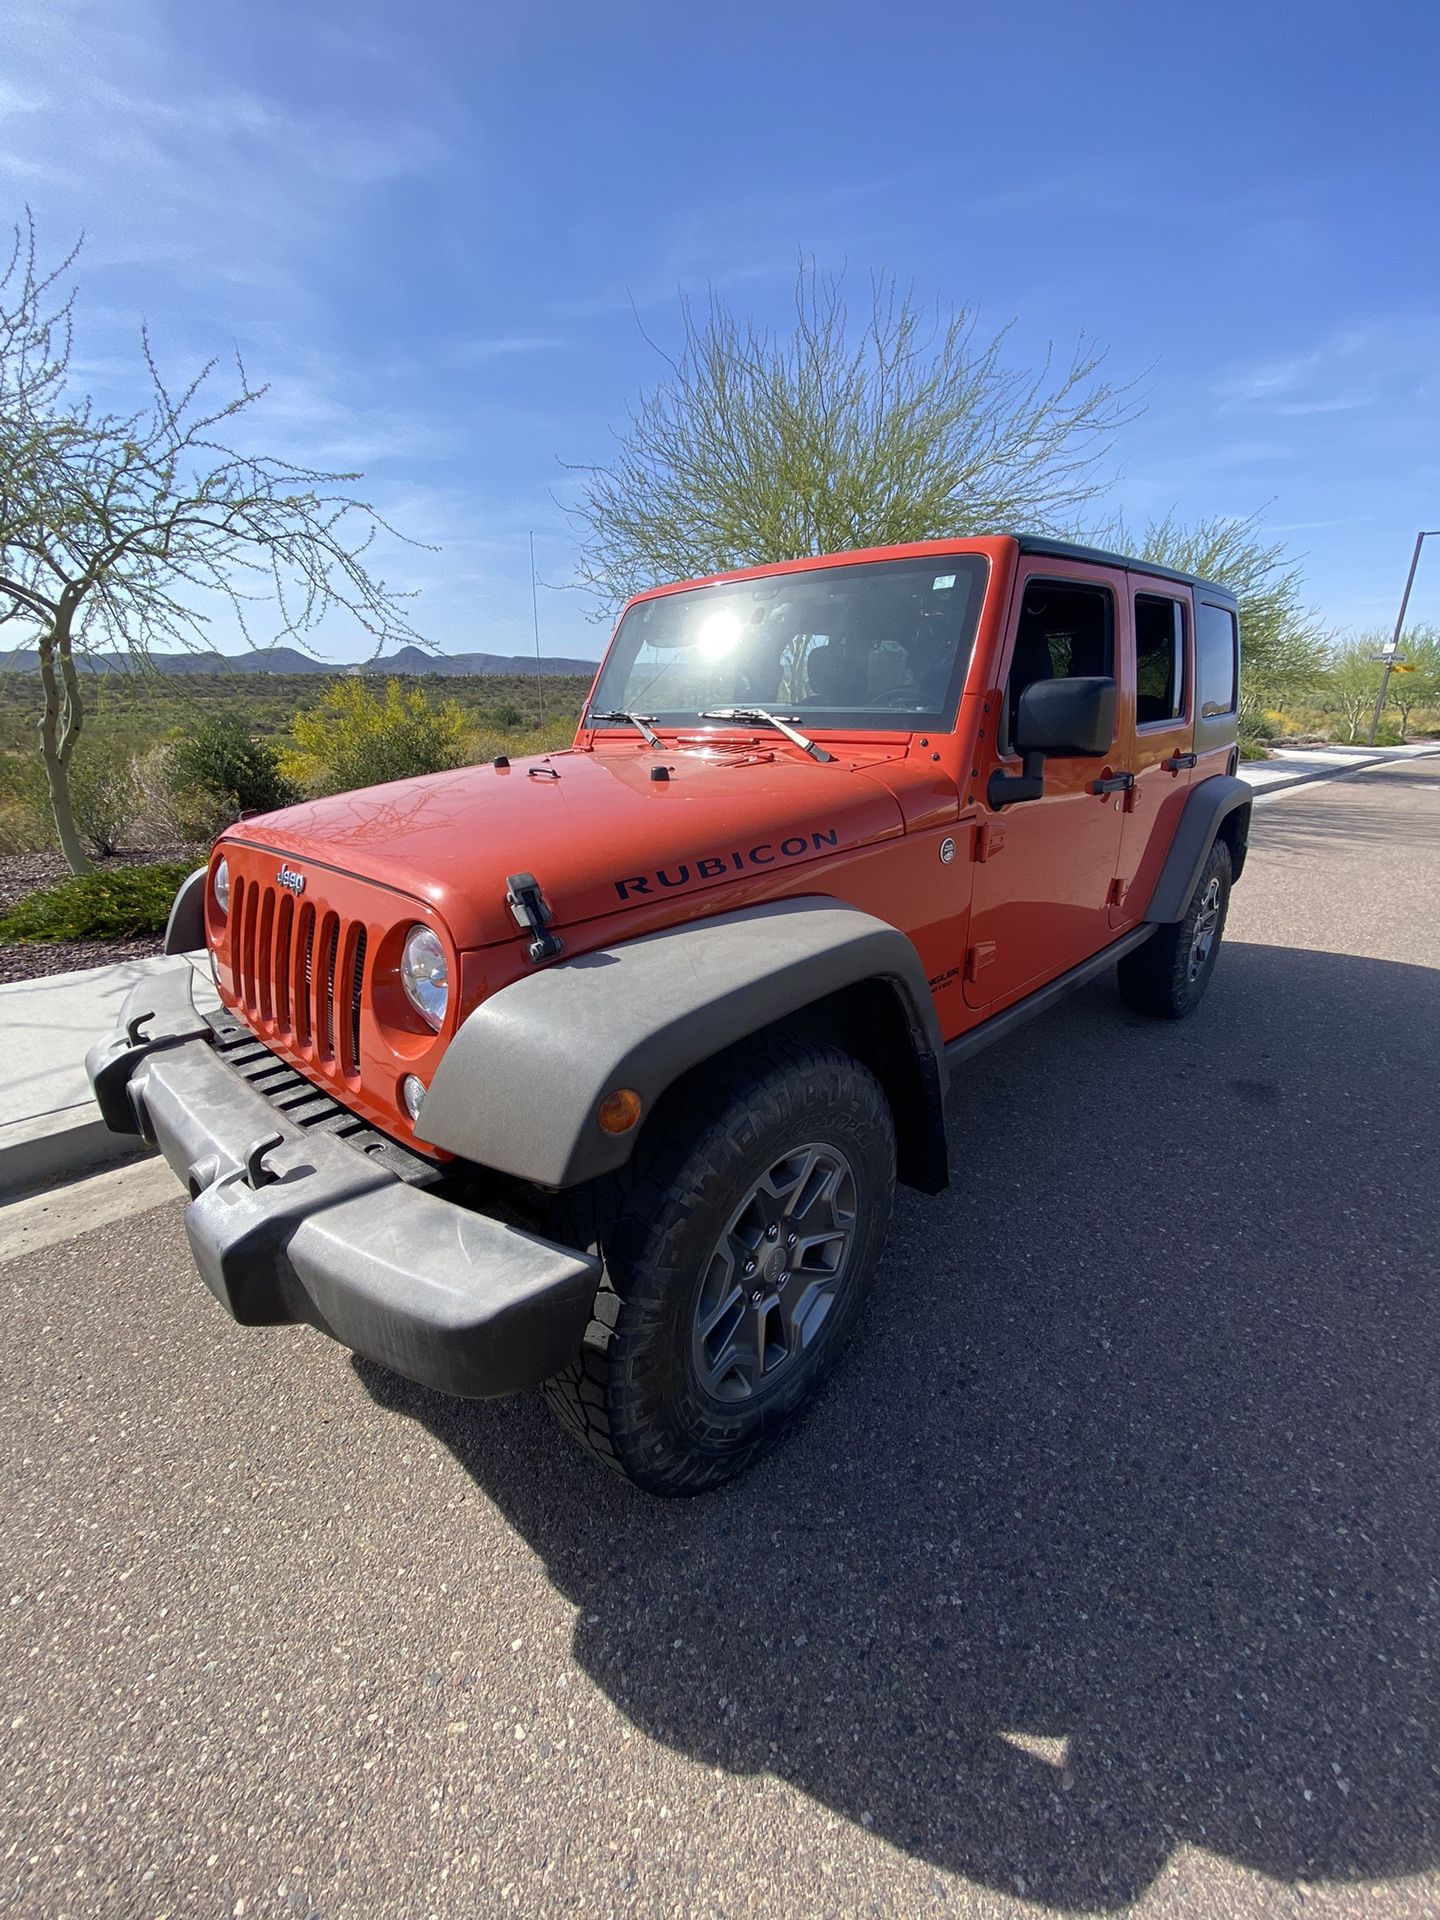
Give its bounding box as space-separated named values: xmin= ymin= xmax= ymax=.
xmin=1163 ymin=751 xmax=1198 ymax=772
xmin=1089 ymin=772 xmax=1134 ymax=795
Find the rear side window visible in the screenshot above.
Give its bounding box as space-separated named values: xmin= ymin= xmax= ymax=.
xmin=1134 ymin=594 xmax=1187 ymax=725
xmin=1196 ymin=601 xmax=1238 ymax=717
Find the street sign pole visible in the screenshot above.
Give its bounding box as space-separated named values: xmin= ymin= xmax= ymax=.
xmin=1368 ymin=529 xmax=1440 ymax=745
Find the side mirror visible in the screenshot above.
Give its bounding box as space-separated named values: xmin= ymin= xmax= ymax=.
xmin=987 ymin=675 xmax=1118 ymax=811
xmin=1015 ymin=676 xmax=1117 ymax=756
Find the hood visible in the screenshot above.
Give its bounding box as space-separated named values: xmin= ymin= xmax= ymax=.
xmin=222 ymin=745 xmax=924 ymax=950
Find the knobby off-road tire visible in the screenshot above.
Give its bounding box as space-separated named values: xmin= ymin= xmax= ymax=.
xmin=544 ymin=1037 xmax=896 ymax=1496
xmin=1118 ymin=837 xmax=1233 ymax=1019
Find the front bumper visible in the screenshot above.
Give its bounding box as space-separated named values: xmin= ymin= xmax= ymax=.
xmin=84 ymin=965 xmax=600 ymax=1398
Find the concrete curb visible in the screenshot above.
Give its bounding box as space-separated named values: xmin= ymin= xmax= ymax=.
xmin=0 ymin=1106 xmax=150 ymax=1197
xmin=1242 ymin=743 xmax=1440 ymax=799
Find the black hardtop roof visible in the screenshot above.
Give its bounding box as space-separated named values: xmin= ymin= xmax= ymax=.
xmin=1014 ymin=534 xmax=1235 ymax=603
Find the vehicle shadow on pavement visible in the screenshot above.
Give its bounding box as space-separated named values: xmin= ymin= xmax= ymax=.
xmin=357 ymin=940 xmax=1440 ymax=1911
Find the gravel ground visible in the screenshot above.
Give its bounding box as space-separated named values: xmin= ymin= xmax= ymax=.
xmin=0 ymin=847 xmax=196 ymax=984
xmin=2 ymin=761 xmax=1438 ymax=1920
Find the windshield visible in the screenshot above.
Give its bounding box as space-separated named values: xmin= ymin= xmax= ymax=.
xmin=588 ymin=554 xmax=989 ymax=735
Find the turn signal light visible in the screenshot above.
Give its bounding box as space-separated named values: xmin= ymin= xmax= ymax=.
xmin=597 ymin=1088 xmax=643 ymax=1135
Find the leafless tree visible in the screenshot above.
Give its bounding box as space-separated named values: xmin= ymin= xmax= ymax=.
xmin=0 ymin=214 xmax=424 ymax=871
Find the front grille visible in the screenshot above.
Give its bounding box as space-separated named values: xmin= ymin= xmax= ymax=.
xmin=205 ymin=1010 xmax=438 ymax=1186
xmin=230 ymin=875 xmax=368 ymax=1082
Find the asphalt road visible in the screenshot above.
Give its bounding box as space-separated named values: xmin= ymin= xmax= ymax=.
xmin=3 ymin=760 xmax=1438 ymax=1920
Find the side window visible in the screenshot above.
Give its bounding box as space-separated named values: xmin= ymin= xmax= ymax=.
xmin=1196 ymin=601 xmax=1238 ymax=717
xmin=1004 ymin=580 xmax=1114 ymax=746
xmin=1134 ymin=593 xmax=1187 ymax=726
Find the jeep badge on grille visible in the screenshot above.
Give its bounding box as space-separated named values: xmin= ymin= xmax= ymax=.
xmin=277 ymin=864 xmax=306 ymax=895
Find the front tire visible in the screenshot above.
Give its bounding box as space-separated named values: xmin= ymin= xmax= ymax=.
xmin=544 ymin=1037 xmax=896 ymax=1496
xmin=1119 ymin=837 xmax=1233 ymax=1019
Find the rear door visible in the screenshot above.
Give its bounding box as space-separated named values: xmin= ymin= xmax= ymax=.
xmin=965 ymin=561 xmax=1127 ymax=1010
xmin=1110 ymin=583 xmax=1196 ymax=927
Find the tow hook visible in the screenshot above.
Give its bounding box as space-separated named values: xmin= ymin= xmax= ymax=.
xmin=243 ymin=1131 xmax=284 ymax=1191
xmin=506 ymin=872 xmax=564 ymax=963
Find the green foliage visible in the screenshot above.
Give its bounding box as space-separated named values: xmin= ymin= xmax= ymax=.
xmin=67 ymin=742 xmax=143 ymax=856
xmin=1382 ymin=626 xmax=1440 ymax=739
xmin=1318 ymin=638 xmax=1386 ymax=743
xmin=0 ymin=669 xmax=592 ymax=761
xmin=571 ymin=263 xmax=1133 ymax=608
xmin=284 ymin=678 xmax=472 ymax=796
xmin=0 ymin=751 xmax=55 ymax=852
xmin=170 ymin=716 xmax=300 ymax=835
xmin=0 ymin=860 xmax=191 ymax=943
xmin=1128 ymin=511 xmax=1328 ymax=713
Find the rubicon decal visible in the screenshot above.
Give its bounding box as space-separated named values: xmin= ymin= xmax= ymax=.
xmin=614 ymin=828 xmax=840 ymax=900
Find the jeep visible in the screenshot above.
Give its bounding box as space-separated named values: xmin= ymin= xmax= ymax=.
xmin=88 ymin=535 xmax=1249 ymax=1495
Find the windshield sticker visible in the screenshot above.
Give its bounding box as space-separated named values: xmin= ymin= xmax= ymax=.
xmin=932 ymin=574 xmax=955 ymax=590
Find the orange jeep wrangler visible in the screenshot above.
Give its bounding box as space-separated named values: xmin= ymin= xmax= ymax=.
xmin=88 ymin=535 xmax=1249 ymax=1494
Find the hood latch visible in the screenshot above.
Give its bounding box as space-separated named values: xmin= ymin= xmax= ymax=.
xmin=506 ymin=871 xmax=564 ymax=963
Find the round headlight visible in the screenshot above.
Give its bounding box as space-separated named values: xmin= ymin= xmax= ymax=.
xmin=212 ymin=856 xmax=230 ymax=916
xmin=400 ymin=924 xmax=448 ymax=1029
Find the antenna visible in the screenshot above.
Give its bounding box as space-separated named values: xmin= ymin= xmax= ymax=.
xmin=529 ymin=530 xmax=545 ymax=727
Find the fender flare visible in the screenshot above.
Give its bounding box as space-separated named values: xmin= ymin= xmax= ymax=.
xmin=164 ymin=867 xmax=208 ymax=954
xmin=1144 ymin=774 xmax=1252 ymax=922
xmin=418 ymin=895 xmax=947 ymax=1191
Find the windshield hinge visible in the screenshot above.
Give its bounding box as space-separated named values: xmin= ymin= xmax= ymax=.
xmin=505 ymin=871 xmax=564 ymax=963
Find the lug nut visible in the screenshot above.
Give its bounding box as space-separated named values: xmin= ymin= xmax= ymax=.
xmin=766 ymin=1224 xmax=779 ymax=1240
xmin=777 ymin=1271 xmax=789 ymax=1289
xmin=786 ymin=1232 xmax=797 ymax=1248
xmin=750 ymin=1289 xmax=763 ymax=1305
xmin=744 ymin=1258 xmax=757 ymax=1276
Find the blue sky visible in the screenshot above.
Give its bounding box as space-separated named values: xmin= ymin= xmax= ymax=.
xmin=1 ymin=0 xmax=1437 ymax=663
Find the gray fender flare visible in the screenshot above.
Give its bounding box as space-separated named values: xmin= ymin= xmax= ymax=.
xmin=164 ymin=867 xmax=208 ymax=954
xmin=419 ymin=895 xmax=948 ymax=1191
xmin=1144 ymin=774 xmax=1252 ymax=922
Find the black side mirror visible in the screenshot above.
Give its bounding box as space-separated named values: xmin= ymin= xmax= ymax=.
xmin=987 ymin=676 xmax=1118 ymax=811
xmin=1015 ymin=676 xmax=1117 ymax=756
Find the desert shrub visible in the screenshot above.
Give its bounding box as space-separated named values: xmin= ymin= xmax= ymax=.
xmin=469 ymin=716 xmax=579 ymax=766
xmin=68 ymin=744 xmax=145 ymax=857
xmin=0 ymin=861 xmax=192 ymax=943
xmin=169 ymin=717 xmax=300 ymax=835
xmin=1238 ymin=712 xmax=1275 ymax=745
xmin=283 ymin=679 xmax=471 ymax=796
xmin=0 ymin=755 xmax=56 ymax=853
xmin=1237 ymin=737 xmax=1269 ymax=762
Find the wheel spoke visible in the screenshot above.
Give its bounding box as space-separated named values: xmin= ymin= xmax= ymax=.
xmin=691 ymin=1139 xmax=859 ymax=1403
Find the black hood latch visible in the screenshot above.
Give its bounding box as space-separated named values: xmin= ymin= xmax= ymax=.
xmin=505 ymin=872 xmax=564 ymax=963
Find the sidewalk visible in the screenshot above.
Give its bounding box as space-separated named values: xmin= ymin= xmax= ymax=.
xmin=0 ymin=950 xmax=217 ymax=1196
xmin=1238 ymin=739 xmax=1440 ymax=794
xmin=2 ymin=740 xmax=1437 ymax=1196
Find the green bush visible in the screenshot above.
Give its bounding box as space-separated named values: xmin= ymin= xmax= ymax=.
xmin=0 ymin=754 xmax=56 ymax=854
xmin=1238 ymin=736 xmax=1269 ymax=762
xmin=283 ymin=679 xmax=472 ymax=796
xmin=69 ymin=744 xmax=144 ymax=856
xmin=169 ymin=717 xmax=300 ymax=835
xmin=1238 ymin=711 xmax=1276 ymax=743
xmin=0 ymin=861 xmax=192 ymax=944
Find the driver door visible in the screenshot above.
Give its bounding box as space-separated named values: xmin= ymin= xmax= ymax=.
xmin=964 ymin=563 xmax=1128 ymax=1011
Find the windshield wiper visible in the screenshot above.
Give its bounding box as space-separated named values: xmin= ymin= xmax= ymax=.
xmin=590 ymin=709 xmax=663 ymax=749
xmin=700 ymin=707 xmax=834 ymax=763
